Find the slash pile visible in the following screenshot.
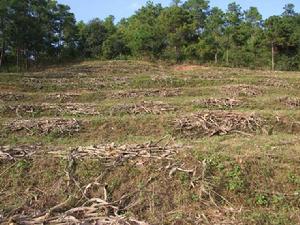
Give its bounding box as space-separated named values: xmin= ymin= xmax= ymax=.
xmin=111 ymin=88 xmax=181 ymax=98
xmin=3 ymin=103 xmax=100 ymax=116
xmin=62 ymin=103 xmax=100 ymax=115
xmin=2 ymin=104 xmax=45 ymax=117
xmin=8 ymin=199 xmax=148 ymax=225
xmin=0 ymin=145 xmax=42 ymax=161
xmin=223 ymin=85 xmax=262 ymax=97
xmin=22 ymin=78 xmax=44 ymax=89
xmin=280 ymin=97 xmax=300 ymax=108
xmin=46 ymin=93 xmax=81 ymax=102
xmin=174 ymin=111 xmax=264 ymax=137
xmin=111 ymin=101 xmax=177 ymax=115
xmin=193 ymin=98 xmax=241 ymax=108
xmin=5 ymin=118 xmax=81 ymax=136
xmin=264 ymin=78 xmax=290 ymax=88
xmin=7 ymin=184 xmax=148 ymax=225
xmin=0 ymin=92 xmax=25 ymax=101
xmin=50 ymin=142 xmax=182 ymax=166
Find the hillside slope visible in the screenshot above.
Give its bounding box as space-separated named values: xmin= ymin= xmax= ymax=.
xmin=1 ymin=61 xmax=300 ymax=224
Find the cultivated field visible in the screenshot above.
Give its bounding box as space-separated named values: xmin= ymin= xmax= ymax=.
xmin=1 ymin=61 xmax=300 ymax=224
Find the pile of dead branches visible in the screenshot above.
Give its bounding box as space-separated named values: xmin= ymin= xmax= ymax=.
xmin=150 ymin=74 xmax=173 ymax=81
xmin=46 ymin=93 xmax=81 ymax=102
xmin=196 ymin=72 xmax=226 ymax=80
xmin=223 ymin=85 xmax=262 ymax=97
xmin=0 ymin=92 xmax=25 ymax=102
xmin=22 ymin=78 xmax=78 ymax=90
xmin=50 ymin=141 xmax=182 ymax=166
xmin=279 ymin=97 xmax=300 ymax=108
xmin=174 ymin=111 xmax=264 ymax=137
xmin=62 ymin=103 xmax=100 ymax=115
xmin=111 ymin=89 xmax=181 ymax=99
xmin=22 ymin=78 xmax=44 ymax=89
xmin=7 ymin=182 xmax=149 ymax=225
xmin=5 ymin=118 xmax=81 ymax=136
xmin=0 ymin=145 xmax=42 ymax=161
xmin=111 ymin=101 xmax=177 ymax=115
xmin=47 ymin=78 xmax=74 ymax=85
xmin=3 ymin=104 xmax=45 ymax=117
xmin=111 ymin=76 xmax=130 ymax=85
xmin=4 ymin=103 xmax=100 ymax=117
xmin=8 ymin=205 xmax=148 ymax=225
xmin=264 ymin=78 xmax=289 ymax=88
xmin=193 ymin=98 xmax=241 ymax=108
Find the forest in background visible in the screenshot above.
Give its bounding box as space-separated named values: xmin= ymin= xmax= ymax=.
xmin=0 ymin=0 xmax=300 ymax=71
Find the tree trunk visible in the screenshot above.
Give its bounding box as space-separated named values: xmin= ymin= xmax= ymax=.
xmin=226 ymin=34 xmax=230 ymax=65
xmin=16 ymin=48 xmax=20 ymax=72
xmin=226 ymin=49 xmax=229 ymax=65
xmin=26 ymin=50 xmax=29 ymax=71
xmin=175 ymin=46 xmax=180 ymax=63
xmin=0 ymin=17 xmax=4 ymax=69
xmin=215 ymin=52 xmax=218 ymax=64
xmin=271 ymin=42 xmax=275 ymax=71
xmin=0 ymin=43 xmax=4 ymax=68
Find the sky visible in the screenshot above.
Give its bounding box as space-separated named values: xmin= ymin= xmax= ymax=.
xmin=57 ymin=0 xmax=300 ymax=22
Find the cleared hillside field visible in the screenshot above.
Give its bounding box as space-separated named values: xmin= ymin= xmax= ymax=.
xmin=0 ymin=61 xmax=300 ymax=225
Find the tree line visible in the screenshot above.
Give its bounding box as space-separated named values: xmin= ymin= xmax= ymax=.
xmin=0 ymin=0 xmax=300 ymax=71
